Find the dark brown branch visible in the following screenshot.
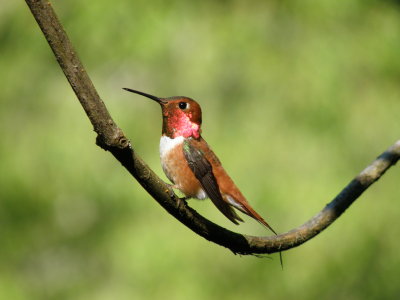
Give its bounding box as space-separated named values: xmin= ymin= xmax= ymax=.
xmin=25 ymin=0 xmax=400 ymax=255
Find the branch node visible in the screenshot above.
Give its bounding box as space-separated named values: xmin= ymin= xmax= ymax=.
xmin=95 ymin=127 xmax=129 ymax=151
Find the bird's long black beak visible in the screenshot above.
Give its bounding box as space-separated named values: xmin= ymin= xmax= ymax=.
xmin=123 ymin=88 xmax=166 ymax=104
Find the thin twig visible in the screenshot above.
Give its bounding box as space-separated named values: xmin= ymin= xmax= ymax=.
xmin=25 ymin=0 xmax=400 ymax=255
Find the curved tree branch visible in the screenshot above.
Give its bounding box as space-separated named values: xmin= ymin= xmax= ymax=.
xmin=25 ymin=0 xmax=400 ymax=255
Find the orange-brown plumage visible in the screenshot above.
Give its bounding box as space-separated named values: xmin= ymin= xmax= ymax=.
xmin=184 ymin=137 xmax=276 ymax=233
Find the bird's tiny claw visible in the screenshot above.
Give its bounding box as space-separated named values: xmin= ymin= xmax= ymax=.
xmin=165 ymin=188 xmax=175 ymax=198
xmin=165 ymin=183 xmax=177 ymax=198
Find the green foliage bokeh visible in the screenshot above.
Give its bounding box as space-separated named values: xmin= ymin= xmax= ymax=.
xmin=1 ymin=1 xmax=400 ymax=299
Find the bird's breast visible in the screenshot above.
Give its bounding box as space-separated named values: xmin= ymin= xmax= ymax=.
xmin=159 ymin=136 xmax=206 ymax=199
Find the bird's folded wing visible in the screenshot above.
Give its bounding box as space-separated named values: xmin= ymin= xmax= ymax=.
xmin=183 ymin=138 xmax=243 ymax=224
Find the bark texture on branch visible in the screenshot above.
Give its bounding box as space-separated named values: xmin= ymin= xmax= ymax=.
xmin=25 ymin=0 xmax=400 ymax=255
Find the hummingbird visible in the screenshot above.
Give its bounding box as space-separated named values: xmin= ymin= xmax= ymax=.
xmin=123 ymin=88 xmax=278 ymax=235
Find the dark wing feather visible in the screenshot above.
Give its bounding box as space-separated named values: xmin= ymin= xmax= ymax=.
xmin=183 ymin=139 xmax=243 ymax=225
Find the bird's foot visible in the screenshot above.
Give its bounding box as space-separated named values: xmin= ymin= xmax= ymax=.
xmin=165 ymin=183 xmax=189 ymax=207
xmin=165 ymin=183 xmax=177 ymax=198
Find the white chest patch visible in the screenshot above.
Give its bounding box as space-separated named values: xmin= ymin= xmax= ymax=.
xmin=159 ymin=135 xmax=184 ymax=187
xmin=159 ymin=135 xmax=184 ymax=159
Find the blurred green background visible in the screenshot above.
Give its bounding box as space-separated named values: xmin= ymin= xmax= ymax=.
xmin=1 ymin=0 xmax=400 ymax=299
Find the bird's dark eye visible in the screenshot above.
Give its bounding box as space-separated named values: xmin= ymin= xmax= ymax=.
xmin=178 ymin=102 xmax=187 ymax=109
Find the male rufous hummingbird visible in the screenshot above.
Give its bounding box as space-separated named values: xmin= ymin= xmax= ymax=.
xmin=123 ymin=88 xmax=277 ymax=235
